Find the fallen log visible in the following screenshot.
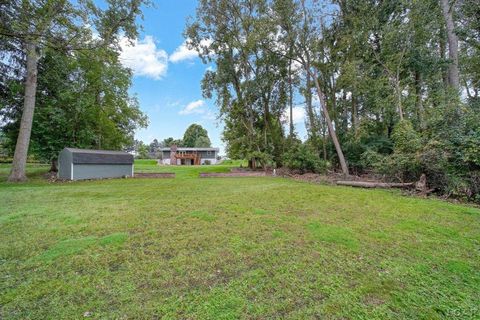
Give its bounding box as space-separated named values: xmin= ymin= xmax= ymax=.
xmin=336 ymin=181 xmax=414 ymax=188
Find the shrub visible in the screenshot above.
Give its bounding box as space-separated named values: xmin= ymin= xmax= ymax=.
xmin=282 ymin=144 xmax=329 ymax=174
xmin=417 ymin=140 xmax=450 ymax=186
xmin=418 ymin=139 xmax=480 ymax=202
xmin=391 ymin=120 xmax=421 ymax=154
xmin=340 ymin=124 xmax=394 ymax=173
xmin=462 ymin=130 xmax=480 ymax=167
xmin=377 ymin=153 xmax=421 ymax=182
xmin=359 ymin=149 xmax=385 ymax=170
xmin=248 ymin=151 xmax=274 ymax=169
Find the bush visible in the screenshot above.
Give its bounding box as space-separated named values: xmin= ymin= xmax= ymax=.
xmin=462 ymin=130 xmax=480 ymax=166
xmin=377 ymin=153 xmax=421 ymax=182
xmin=247 ymin=151 xmax=274 ymax=169
xmin=391 ymin=120 xmax=421 ymax=154
xmin=359 ymin=149 xmax=385 ymax=170
xmin=282 ymin=144 xmax=329 ymax=174
xmin=418 ymin=140 xmax=450 ymax=186
xmin=418 ymin=139 xmax=480 ymax=202
xmin=204 ymin=160 xmax=211 ymax=165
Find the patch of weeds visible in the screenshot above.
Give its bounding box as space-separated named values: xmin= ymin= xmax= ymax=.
xmin=195 ymin=287 xmax=245 ymax=320
xmin=230 ymin=235 xmax=256 ymax=252
xmin=307 ymin=223 xmax=359 ymax=250
xmin=272 ymin=230 xmax=286 ymax=239
xmin=413 ymin=263 xmax=431 ymax=273
xmin=35 ymin=233 xmax=128 ymax=262
xmin=460 ymin=208 xmax=479 ymax=215
xmin=253 ymin=208 xmax=272 ymax=215
xmin=397 ymin=220 xmax=459 ymax=238
xmin=35 ymin=237 xmax=97 ymax=262
xmin=61 ymin=216 xmax=83 ymax=225
xmin=396 ymin=220 xmax=424 ymax=231
xmin=189 ymin=211 xmax=216 ymax=222
xmin=369 ymin=231 xmax=390 ymax=241
xmin=431 ymin=225 xmax=459 ymax=238
xmin=0 ymin=212 xmax=24 ymax=224
xmin=445 ymin=260 xmax=471 ymax=274
xmin=99 ymin=232 xmax=127 ymax=247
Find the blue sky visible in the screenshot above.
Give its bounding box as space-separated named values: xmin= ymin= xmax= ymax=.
xmin=122 ymin=0 xmax=307 ymax=154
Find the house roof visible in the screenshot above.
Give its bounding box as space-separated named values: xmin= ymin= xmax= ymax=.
xmin=160 ymin=147 xmax=219 ymax=152
xmin=63 ymin=148 xmax=133 ymax=165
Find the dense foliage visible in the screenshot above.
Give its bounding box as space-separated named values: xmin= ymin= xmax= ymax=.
xmin=188 ymin=0 xmax=480 ymax=202
xmin=182 ymin=124 xmax=212 ymax=147
xmin=0 ymin=0 xmax=149 ymax=178
xmin=1 ymin=47 xmax=147 ymax=169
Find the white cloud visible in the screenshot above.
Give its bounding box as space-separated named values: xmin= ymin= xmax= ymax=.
xmin=119 ymin=36 xmax=168 ymax=80
xmin=282 ymin=106 xmax=306 ymax=124
xmin=202 ymin=110 xmax=217 ymax=120
xmin=179 ymin=100 xmax=205 ymax=115
xmin=170 ymin=39 xmax=212 ymax=63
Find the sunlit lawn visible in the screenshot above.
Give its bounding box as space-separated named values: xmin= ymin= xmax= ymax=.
xmin=133 ymin=159 xmax=246 ymax=179
xmin=0 ymin=161 xmax=479 ymax=319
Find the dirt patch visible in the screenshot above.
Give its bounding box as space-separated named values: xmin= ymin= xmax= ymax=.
xmin=230 ymin=167 xmax=266 ymax=173
xmin=277 ymin=168 xmax=387 ymax=185
xmin=199 ymin=172 xmax=267 ymax=178
xmin=43 ymin=171 xmax=59 ymax=182
xmin=134 ymin=173 xmax=175 ymax=178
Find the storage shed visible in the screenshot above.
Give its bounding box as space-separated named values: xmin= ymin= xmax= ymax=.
xmin=58 ymin=148 xmax=134 ymax=180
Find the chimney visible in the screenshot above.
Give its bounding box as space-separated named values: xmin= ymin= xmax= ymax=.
xmin=170 ymin=145 xmax=177 ymax=165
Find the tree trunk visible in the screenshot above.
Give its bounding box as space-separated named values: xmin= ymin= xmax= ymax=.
xmin=8 ymin=41 xmax=39 ymax=182
xmin=415 ymin=71 xmax=426 ymax=130
xmin=322 ymin=119 xmax=327 ymax=161
xmin=441 ymin=0 xmax=460 ymax=90
xmin=351 ymin=94 xmax=359 ymax=133
xmin=289 ymin=59 xmax=294 ymax=137
xmin=330 ymin=75 xmax=337 ymax=127
xmin=305 ymin=65 xmax=318 ymax=136
xmin=50 ymin=159 xmax=58 ymax=172
xmin=394 ymin=77 xmax=404 ymax=121
xmin=336 ymin=181 xmax=414 ymax=188
xmin=439 ymin=25 xmax=449 ymax=88
xmin=311 ymin=69 xmax=349 ymax=176
xmin=342 ymin=90 xmax=348 ymax=132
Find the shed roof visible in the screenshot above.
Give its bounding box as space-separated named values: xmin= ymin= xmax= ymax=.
xmin=63 ymin=148 xmax=133 ymax=165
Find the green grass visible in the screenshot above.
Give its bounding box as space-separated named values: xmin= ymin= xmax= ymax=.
xmin=0 ymin=162 xmax=479 ymax=319
xmin=134 ymin=159 xmax=241 ymax=179
xmin=0 ymin=163 xmax=49 ymax=182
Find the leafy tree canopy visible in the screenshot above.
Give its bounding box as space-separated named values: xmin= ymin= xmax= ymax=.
xmin=182 ymin=124 xmax=211 ymax=148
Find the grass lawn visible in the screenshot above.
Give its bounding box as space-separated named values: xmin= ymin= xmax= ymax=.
xmin=0 ymin=162 xmax=479 ymax=319
xmin=133 ymin=159 xmax=246 ymax=179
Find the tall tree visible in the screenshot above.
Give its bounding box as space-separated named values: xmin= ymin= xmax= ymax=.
xmin=1 ymin=45 xmax=147 ymax=171
xmin=187 ymin=0 xmax=289 ymax=165
xmin=0 ymin=0 xmax=148 ymax=182
xmin=182 ymin=124 xmax=212 ymax=148
xmin=440 ymin=0 xmax=460 ymax=89
xmin=273 ymin=0 xmax=349 ymax=175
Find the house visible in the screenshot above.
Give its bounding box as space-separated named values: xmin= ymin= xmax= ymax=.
xmin=160 ymin=145 xmax=219 ymax=165
xmin=58 ymin=148 xmax=134 ymax=180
